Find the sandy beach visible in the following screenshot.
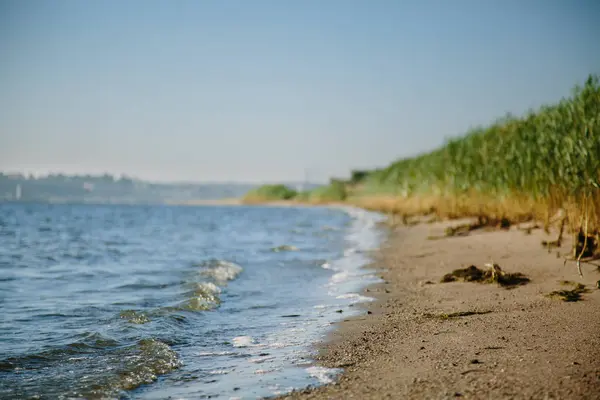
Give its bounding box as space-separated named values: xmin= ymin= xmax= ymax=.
xmin=280 ymin=218 xmax=600 ymax=399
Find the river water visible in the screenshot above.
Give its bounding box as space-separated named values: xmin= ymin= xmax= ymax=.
xmin=0 ymin=203 xmax=383 ymax=399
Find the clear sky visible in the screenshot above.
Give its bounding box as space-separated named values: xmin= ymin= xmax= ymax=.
xmin=1 ymin=0 xmax=599 ymax=183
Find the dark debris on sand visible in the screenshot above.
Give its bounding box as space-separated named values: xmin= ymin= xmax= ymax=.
xmin=444 ymin=217 xmax=511 ymax=238
xmin=441 ymin=264 xmax=530 ymax=288
xmin=547 ymin=281 xmax=590 ymax=302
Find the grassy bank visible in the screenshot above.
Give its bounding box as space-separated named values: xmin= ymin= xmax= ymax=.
xmin=357 ymin=75 xmax=599 ymax=221
xmin=243 ymin=184 xmax=298 ymax=203
xmin=243 ymin=75 xmax=600 ymax=261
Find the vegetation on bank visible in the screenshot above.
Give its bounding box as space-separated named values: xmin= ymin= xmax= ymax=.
xmin=243 ymin=184 xmax=297 ymax=203
xmin=304 ymin=180 xmax=347 ymax=203
xmin=357 ymin=75 xmax=599 ymax=218
xmin=243 ymin=75 xmax=600 ymax=262
xmin=242 ymin=180 xmax=347 ymax=204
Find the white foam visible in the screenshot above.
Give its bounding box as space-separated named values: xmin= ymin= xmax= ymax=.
xmin=231 ymin=336 xmax=255 ymax=348
xmin=320 ymin=206 xmax=384 ymax=315
xmin=321 ymin=262 xmax=334 ymax=270
xmin=254 ymin=369 xmax=275 ymax=374
xmin=207 ymin=369 xmax=232 ymax=375
xmin=306 ymin=366 xmax=341 ymax=384
xmin=249 ymin=355 xmax=275 ymax=364
xmin=196 ymin=282 xmax=221 ymax=294
xmin=335 ymin=293 xmax=374 ymax=303
xmin=196 ymin=351 xmax=235 ymax=356
xmin=201 ymin=260 xmax=243 ymax=282
xmin=266 ymin=342 xmax=288 ymax=349
xmin=330 ymin=271 xmax=350 ymax=283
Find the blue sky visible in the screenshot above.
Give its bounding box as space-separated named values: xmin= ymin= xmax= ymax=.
xmin=1 ymin=0 xmax=598 ymax=183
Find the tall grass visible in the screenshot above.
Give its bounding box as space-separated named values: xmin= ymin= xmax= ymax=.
xmin=352 ymin=75 xmax=600 ymax=233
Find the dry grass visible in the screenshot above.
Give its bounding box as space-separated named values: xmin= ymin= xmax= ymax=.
xmin=349 ymin=193 xmax=542 ymax=223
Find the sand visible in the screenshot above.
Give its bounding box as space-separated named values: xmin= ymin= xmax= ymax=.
xmin=279 ymin=219 xmax=600 ymax=399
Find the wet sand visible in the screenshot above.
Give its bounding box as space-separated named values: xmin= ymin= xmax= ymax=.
xmin=280 ymin=219 xmax=600 ymax=399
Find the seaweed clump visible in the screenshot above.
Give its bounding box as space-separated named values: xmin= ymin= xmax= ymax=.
xmin=547 ymin=281 xmax=589 ymax=302
xmin=441 ymin=263 xmax=529 ymax=288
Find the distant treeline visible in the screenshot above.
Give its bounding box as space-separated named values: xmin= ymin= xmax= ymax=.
xmin=0 ymin=173 xmax=260 ymax=204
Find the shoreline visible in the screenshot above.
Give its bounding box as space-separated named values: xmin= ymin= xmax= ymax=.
xmin=279 ymin=218 xmax=600 ymax=399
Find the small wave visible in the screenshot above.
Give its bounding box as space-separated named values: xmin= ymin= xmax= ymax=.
xmin=0 ymin=333 xmax=124 ymax=370
xmin=207 ymin=369 xmax=232 ymax=375
xmin=321 ymin=262 xmax=333 ymax=270
xmin=68 ymin=332 xmax=121 ymax=351
xmin=0 ymin=335 xmax=181 ymax=399
xmin=116 ymin=338 xmax=182 ymax=391
xmin=254 ymin=368 xmax=276 ymax=374
xmin=335 ymin=293 xmax=374 ymax=303
xmin=198 ymin=260 xmax=243 ymax=282
xmin=180 ymin=282 xmax=222 ymax=311
xmin=248 ymin=355 xmax=275 ymax=364
xmin=330 ymin=271 xmax=350 ymax=283
xmin=119 ymin=310 xmax=151 ymax=324
xmin=265 ymin=342 xmax=288 ymax=349
xmin=196 ymin=351 xmax=236 ymax=357
xmin=231 ymin=336 xmax=255 ymax=348
xmin=306 ymin=366 xmax=341 ymax=384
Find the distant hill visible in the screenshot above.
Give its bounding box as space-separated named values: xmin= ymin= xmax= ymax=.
xmin=0 ymin=173 xmax=322 ymax=205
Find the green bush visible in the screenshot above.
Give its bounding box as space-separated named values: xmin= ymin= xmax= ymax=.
xmin=308 ymin=181 xmax=348 ymax=202
xmin=349 ymin=170 xmax=371 ymax=184
xmin=294 ymin=191 xmax=311 ymax=201
xmin=243 ymin=184 xmax=297 ymax=202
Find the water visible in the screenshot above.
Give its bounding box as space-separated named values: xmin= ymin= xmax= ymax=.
xmin=0 ymin=203 xmax=384 ymax=399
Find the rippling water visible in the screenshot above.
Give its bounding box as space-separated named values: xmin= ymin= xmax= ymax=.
xmin=0 ymin=203 xmax=383 ymax=399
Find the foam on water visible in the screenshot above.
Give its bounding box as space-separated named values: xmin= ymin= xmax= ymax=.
xmin=196 ymin=351 xmax=236 ymax=357
xmin=330 ymin=271 xmax=350 ymax=283
xmin=306 ymin=366 xmax=342 ymax=384
xmin=321 ymin=261 xmax=334 ymax=270
xmin=199 ymin=260 xmax=243 ymax=282
xmin=178 ymin=261 xmax=244 ymax=311
xmin=232 ymin=206 xmax=385 ymax=394
xmin=335 ymin=293 xmax=375 ymax=303
xmin=231 ymin=336 xmax=255 ymax=348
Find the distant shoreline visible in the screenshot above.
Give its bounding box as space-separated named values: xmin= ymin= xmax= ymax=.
xmin=165 ymin=198 xmax=243 ymax=206
xmin=172 ymin=199 xmax=335 ymax=208
xmin=0 ymin=198 xmax=327 ymax=208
